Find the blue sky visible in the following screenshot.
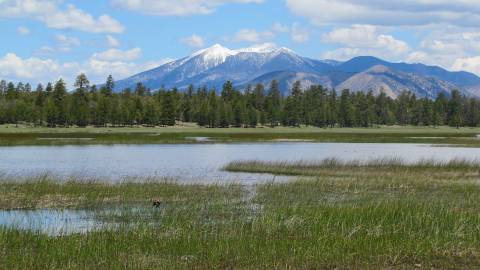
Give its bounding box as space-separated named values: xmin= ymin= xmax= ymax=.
xmin=1 ymin=0 xmax=480 ymax=86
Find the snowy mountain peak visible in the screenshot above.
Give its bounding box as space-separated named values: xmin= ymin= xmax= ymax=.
xmin=190 ymin=44 xmax=238 ymax=60
xmin=275 ymin=46 xmax=296 ymax=55
xmin=115 ymin=44 xmax=480 ymax=99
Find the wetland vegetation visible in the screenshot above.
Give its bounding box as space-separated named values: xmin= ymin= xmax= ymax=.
xmin=3 ymin=125 xmax=480 ymax=146
xmin=1 ymin=159 xmax=480 ymax=269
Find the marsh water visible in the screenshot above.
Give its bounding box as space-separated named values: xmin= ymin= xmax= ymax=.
xmin=2 ymin=142 xmax=480 ymax=234
xmin=2 ymin=142 xmax=480 ymax=183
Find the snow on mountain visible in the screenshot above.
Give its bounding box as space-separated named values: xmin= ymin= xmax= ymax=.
xmin=114 ymin=43 xmax=480 ymax=98
xmin=183 ymin=44 xmax=238 ymax=67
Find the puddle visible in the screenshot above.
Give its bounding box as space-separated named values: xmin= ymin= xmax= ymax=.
xmin=0 ymin=209 xmax=102 ymax=236
xmin=0 ymin=206 xmax=170 ymax=236
xmin=185 ymin=137 xmax=212 ymax=142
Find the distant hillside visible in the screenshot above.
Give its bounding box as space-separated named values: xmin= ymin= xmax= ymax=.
xmin=115 ymin=44 xmax=480 ymax=99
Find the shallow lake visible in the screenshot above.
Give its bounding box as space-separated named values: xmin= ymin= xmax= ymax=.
xmin=2 ymin=143 xmax=480 ymax=183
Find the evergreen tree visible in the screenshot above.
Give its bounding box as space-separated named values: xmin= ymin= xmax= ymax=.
xmin=52 ymin=79 xmax=68 ymax=126
xmin=338 ymin=89 xmax=354 ymax=127
xmin=71 ymin=74 xmax=90 ymax=127
xmin=207 ymin=90 xmax=219 ymax=128
xmin=448 ymin=90 xmax=463 ymax=128
xmin=103 ymin=75 xmax=115 ymax=96
xmin=221 ymin=81 xmax=235 ymax=102
xmin=161 ymin=91 xmax=176 ymax=126
xmin=6 ymin=82 xmax=16 ymax=101
xmin=265 ymin=80 xmax=281 ymax=127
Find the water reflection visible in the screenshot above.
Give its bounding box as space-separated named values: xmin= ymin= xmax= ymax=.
xmin=0 ymin=209 xmax=100 ymax=236
xmin=1 ymin=143 xmax=480 ymax=183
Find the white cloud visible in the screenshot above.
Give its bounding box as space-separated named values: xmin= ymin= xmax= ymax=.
xmin=16 ymin=26 xmax=30 ymax=35
xmin=291 ymin=23 xmax=309 ymax=43
xmin=452 ymin=57 xmax=480 ymax=75
xmin=286 ymin=0 xmax=480 ymax=27
xmin=322 ymin=25 xmax=409 ymax=61
xmin=106 ymin=35 xmax=121 ymax=47
xmin=0 ymin=52 xmax=173 ymax=86
xmin=181 ymin=34 xmax=205 ymax=48
xmin=403 ymin=26 xmax=480 ymax=72
xmin=92 ymin=48 xmax=142 ymax=62
xmin=0 ymin=0 xmax=124 ymax=33
xmin=111 ymin=0 xmax=264 ymax=16
xmin=0 ymin=53 xmax=64 ymax=80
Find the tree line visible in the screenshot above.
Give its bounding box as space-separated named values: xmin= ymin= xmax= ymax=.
xmin=0 ymin=74 xmax=477 ymax=128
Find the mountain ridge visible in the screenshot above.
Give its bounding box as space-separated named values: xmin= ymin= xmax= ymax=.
xmin=115 ymin=44 xmax=480 ymax=99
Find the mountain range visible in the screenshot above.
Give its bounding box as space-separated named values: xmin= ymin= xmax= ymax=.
xmin=115 ymin=43 xmax=480 ymax=99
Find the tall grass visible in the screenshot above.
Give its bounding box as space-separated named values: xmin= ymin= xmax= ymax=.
xmin=224 ymin=157 xmax=480 ymax=176
xmin=0 ymin=175 xmax=243 ymax=210
xmin=1 ymin=164 xmax=480 ymax=269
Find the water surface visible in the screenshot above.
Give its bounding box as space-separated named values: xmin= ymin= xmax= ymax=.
xmin=2 ymin=143 xmax=480 ymax=183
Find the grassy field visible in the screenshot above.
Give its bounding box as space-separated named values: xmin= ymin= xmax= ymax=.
xmin=2 ymin=124 xmax=480 ymax=146
xmin=1 ymin=161 xmax=480 ymax=269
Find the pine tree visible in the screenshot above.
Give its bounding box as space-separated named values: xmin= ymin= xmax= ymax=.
xmin=338 ymin=89 xmax=354 ymax=127
xmin=6 ymin=82 xmax=16 ymax=101
xmin=161 ymin=91 xmax=176 ymax=126
xmin=71 ymin=74 xmax=90 ymax=127
xmin=265 ymin=80 xmax=281 ymax=127
xmin=281 ymin=81 xmax=303 ymax=127
xmin=144 ymin=99 xmax=158 ymax=127
xmin=207 ymin=90 xmax=219 ymax=128
xmin=45 ymin=83 xmax=53 ymax=97
xmin=34 ymin=84 xmax=45 ymax=126
xmin=0 ymin=80 xmax=7 ymax=97
xmin=103 ymin=75 xmax=115 ymax=96
xmin=327 ymin=89 xmax=338 ymax=127
xmin=221 ymin=81 xmax=235 ymax=102
xmin=448 ymin=90 xmax=463 ymax=128
xmin=52 ymin=79 xmax=68 ymax=126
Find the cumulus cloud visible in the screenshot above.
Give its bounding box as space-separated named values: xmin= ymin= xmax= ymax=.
xmin=0 ymin=53 xmax=64 ymax=80
xmin=403 ymin=26 xmax=480 ymax=73
xmin=181 ymin=34 xmax=205 ymax=48
xmin=110 ymin=0 xmax=264 ymax=16
xmin=286 ymin=0 xmax=480 ymax=27
xmin=0 ymin=0 xmax=124 ymax=33
xmin=0 ymin=51 xmax=172 ymax=86
xmin=452 ymin=57 xmax=480 ymax=75
xmin=322 ymin=25 xmax=409 ymax=61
